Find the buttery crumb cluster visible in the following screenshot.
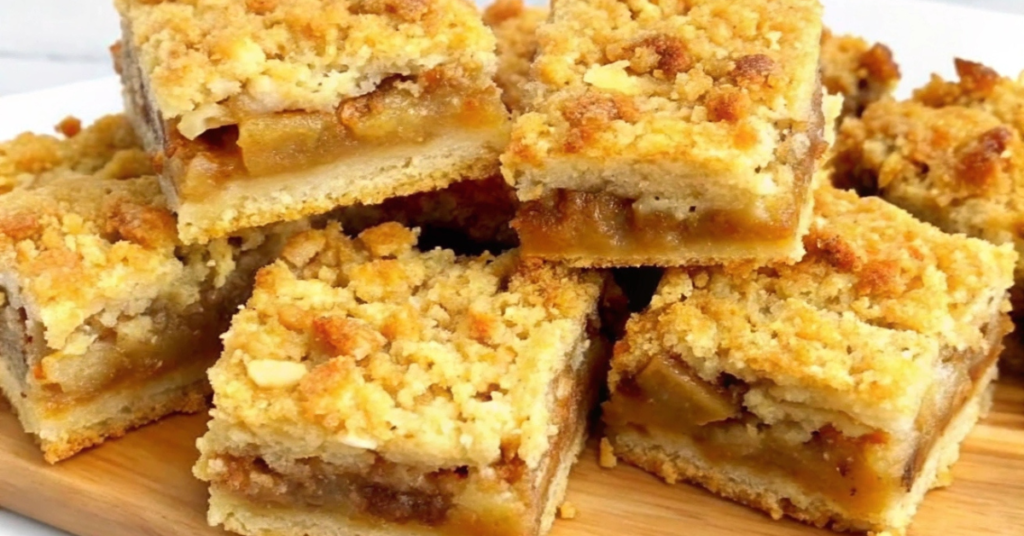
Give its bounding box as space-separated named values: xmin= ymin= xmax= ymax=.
xmin=507 ymin=0 xmax=822 ymax=166
xmin=114 ymin=0 xmax=499 ymax=131
xmin=0 ymin=114 xmax=151 ymax=194
xmin=212 ymin=222 xmax=606 ymax=468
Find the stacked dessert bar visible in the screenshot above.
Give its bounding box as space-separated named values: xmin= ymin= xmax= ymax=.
xmin=0 ymin=0 xmax=1019 ymax=535
xmin=833 ymin=58 xmax=1024 ymax=373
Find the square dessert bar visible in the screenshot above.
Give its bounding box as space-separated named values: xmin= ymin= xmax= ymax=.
xmin=0 ymin=116 xmax=304 ymax=463
xmin=502 ymin=0 xmax=827 ymax=267
xmin=194 ymin=222 xmax=614 ymax=536
xmin=0 ymin=114 xmax=151 ymax=194
xmin=833 ymin=59 xmax=1024 ymax=371
xmin=114 ymin=0 xmax=510 ymax=244
xmin=820 ymin=29 xmax=900 ymax=122
xmin=602 ymin=187 xmax=1016 ymax=534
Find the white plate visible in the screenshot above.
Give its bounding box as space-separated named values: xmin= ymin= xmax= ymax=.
xmin=1 ymin=0 xmax=1022 ymax=535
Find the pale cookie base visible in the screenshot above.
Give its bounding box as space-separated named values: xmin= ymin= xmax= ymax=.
xmin=169 ymin=131 xmax=504 ymax=244
xmin=606 ymin=363 xmax=998 ymax=536
xmin=0 ymin=358 xmax=210 ymax=464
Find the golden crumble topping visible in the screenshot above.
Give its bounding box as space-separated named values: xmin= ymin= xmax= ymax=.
xmin=484 ymin=0 xmax=548 ymax=114
xmin=116 ymin=0 xmax=499 ymax=132
xmin=611 ymin=187 xmax=1015 ymax=429
xmin=833 ymin=61 xmax=1024 ymax=280
xmin=0 ymin=115 xmax=151 ymax=195
xmin=209 ymin=222 xmax=606 ymax=469
xmin=914 ymin=59 xmax=1024 ymax=136
xmin=503 ymin=0 xmax=822 ymax=179
xmin=1 ymin=175 xmax=186 ymax=350
xmin=820 ymin=29 xmax=900 ymax=120
xmin=0 ymin=116 xmax=300 ymax=355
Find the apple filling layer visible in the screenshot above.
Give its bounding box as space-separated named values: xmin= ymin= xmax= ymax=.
xmin=513 ymin=187 xmax=808 ymax=262
xmin=0 ymin=277 xmax=243 ymax=415
xmin=165 ymin=79 xmax=508 ymax=200
xmin=604 ymin=326 xmax=1000 ymax=518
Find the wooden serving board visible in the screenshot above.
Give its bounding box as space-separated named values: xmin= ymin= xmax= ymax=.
xmin=1 ymin=380 xmax=1023 ymax=536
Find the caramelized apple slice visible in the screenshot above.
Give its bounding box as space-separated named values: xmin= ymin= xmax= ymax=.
xmin=634 ymin=355 xmax=741 ymax=426
xmin=237 ymin=112 xmax=349 ymax=177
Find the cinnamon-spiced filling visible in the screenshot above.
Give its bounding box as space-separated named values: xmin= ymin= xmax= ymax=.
xmin=513 ymin=187 xmax=806 ymax=259
xmin=159 ymin=76 xmax=507 ymax=199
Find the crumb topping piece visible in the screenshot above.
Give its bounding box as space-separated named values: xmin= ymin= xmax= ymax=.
xmin=484 ymin=0 xmax=548 ymax=114
xmin=833 ymin=60 xmax=1024 ymax=279
xmin=820 ymin=29 xmax=900 ymax=119
xmin=504 ymin=0 xmax=823 ymax=172
xmin=0 ymin=115 xmax=151 ymax=195
xmin=115 ymin=0 xmax=500 ymax=129
xmin=211 ymin=222 xmax=606 ymax=469
xmin=0 ymin=116 xmax=288 ymax=354
xmin=612 ymin=187 xmax=1015 ymax=428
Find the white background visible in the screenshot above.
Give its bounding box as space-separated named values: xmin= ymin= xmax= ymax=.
xmin=1 ymin=0 xmax=1024 ymax=535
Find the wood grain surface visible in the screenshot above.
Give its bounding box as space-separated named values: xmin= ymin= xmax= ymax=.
xmin=1 ymin=379 xmax=1022 ymax=536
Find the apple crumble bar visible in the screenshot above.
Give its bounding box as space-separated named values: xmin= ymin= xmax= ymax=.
xmin=0 ymin=117 xmax=305 ymax=463
xmin=820 ymin=29 xmax=900 ymax=121
xmin=833 ymin=59 xmax=1024 ymax=371
xmin=501 ymin=0 xmax=827 ymax=267
xmin=195 ymin=222 xmax=614 ymax=536
xmin=484 ymin=0 xmax=548 ymax=114
xmin=602 ymin=186 xmax=1016 ymax=535
xmin=113 ymin=0 xmax=510 ymax=244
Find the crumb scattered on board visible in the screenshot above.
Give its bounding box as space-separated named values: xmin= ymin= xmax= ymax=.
xmin=599 ymin=438 xmax=618 ymax=468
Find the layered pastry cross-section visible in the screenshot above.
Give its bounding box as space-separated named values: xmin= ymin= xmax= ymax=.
xmin=113 ymin=0 xmax=510 ymax=244
xmin=0 ymin=116 xmax=305 ymax=463
xmin=602 ymin=186 xmax=1016 ymax=534
xmin=833 ymin=59 xmax=1024 ymax=372
xmin=502 ymin=0 xmax=827 ymax=267
xmin=194 ymin=222 xmax=614 ymax=536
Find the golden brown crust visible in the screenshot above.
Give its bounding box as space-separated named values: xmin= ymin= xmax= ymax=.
xmin=913 ymin=59 xmax=1024 ymax=136
xmin=833 ymin=61 xmax=1024 ymax=281
xmin=609 ymin=187 xmax=1016 ymax=428
xmin=484 ymin=0 xmax=548 ymax=114
xmin=820 ymin=29 xmax=900 ymax=120
xmin=115 ymin=0 xmax=500 ymax=135
xmin=39 ymin=380 xmax=208 ymax=464
xmin=503 ymin=0 xmax=823 ymax=178
xmin=210 ymin=222 xmax=608 ymax=469
xmin=0 ymin=115 xmax=152 ymax=195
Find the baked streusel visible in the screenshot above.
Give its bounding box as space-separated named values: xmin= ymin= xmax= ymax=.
xmin=195 ymin=222 xmax=616 ymax=536
xmin=603 ymin=186 xmax=1015 ymax=535
xmin=502 ymin=0 xmax=827 ymax=267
